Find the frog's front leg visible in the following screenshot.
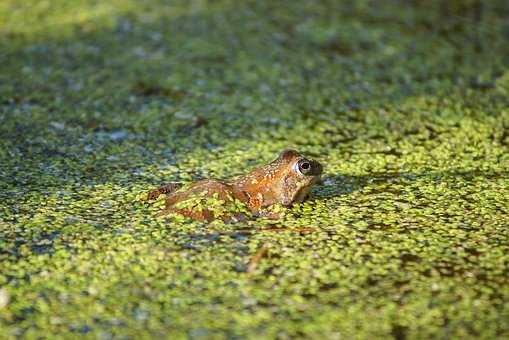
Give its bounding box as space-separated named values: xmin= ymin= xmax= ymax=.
xmin=147 ymin=182 xmax=183 ymax=200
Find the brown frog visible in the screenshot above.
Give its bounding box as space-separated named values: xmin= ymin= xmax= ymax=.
xmin=147 ymin=149 xmax=323 ymax=221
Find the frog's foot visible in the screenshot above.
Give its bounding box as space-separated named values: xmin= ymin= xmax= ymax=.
xmin=157 ymin=206 xmax=251 ymax=223
xmin=223 ymin=213 xmax=251 ymax=224
xmin=255 ymin=209 xmax=283 ymax=220
xmin=148 ymin=182 xmax=183 ymax=200
xmin=157 ymin=206 xmax=216 ymax=222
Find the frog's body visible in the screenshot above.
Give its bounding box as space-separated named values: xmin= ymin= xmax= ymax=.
xmin=148 ymin=149 xmax=323 ymax=221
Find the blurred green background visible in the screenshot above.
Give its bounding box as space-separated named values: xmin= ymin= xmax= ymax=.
xmin=1 ymin=0 xmax=508 ymax=338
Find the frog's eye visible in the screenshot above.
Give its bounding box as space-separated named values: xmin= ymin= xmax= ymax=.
xmin=295 ymin=159 xmax=312 ymax=175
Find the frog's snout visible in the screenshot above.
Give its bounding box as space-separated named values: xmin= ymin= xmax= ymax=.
xmin=310 ymin=160 xmax=323 ymax=176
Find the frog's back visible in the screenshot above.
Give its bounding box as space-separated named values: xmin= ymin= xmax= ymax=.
xmin=161 ymin=179 xmax=248 ymax=221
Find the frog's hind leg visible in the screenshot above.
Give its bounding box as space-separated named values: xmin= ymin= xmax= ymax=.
xmin=156 ymin=191 xmax=183 ymax=217
xmin=157 ymin=192 xmax=214 ymax=221
xmin=156 ymin=191 xmax=194 ymax=217
xmin=147 ymin=182 xmax=183 ymax=200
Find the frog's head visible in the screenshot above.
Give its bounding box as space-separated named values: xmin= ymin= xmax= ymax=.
xmin=272 ymin=149 xmax=323 ymax=206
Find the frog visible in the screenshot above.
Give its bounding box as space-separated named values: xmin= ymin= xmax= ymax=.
xmin=147 ymin=149 xmax=323 ymax=221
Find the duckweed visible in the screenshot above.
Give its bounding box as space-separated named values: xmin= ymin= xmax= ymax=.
xmin=1 ymin=0 xmax=509 ymax=338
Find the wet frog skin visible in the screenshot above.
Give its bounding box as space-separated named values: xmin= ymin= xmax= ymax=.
xmin=148 ymin=149 xmax=323 ymax=221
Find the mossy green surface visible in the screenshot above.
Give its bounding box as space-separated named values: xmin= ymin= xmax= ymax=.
xmin=1 ymin=0 xmax=509 ymax=338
